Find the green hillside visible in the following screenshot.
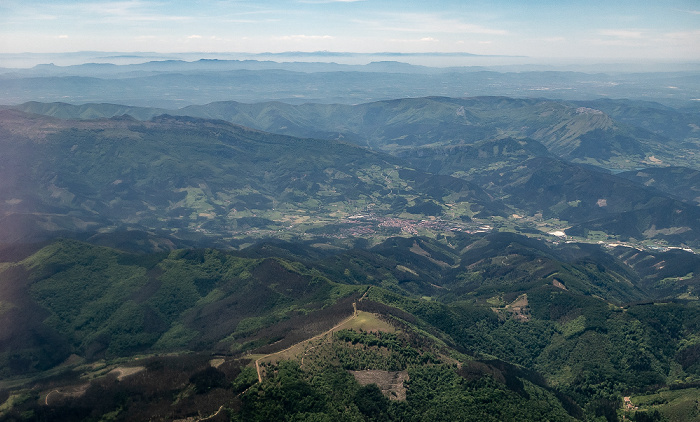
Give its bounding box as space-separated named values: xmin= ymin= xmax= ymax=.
xmin=573 ymin=99 xmax=700 ymax=148
xmin=1 ymin=236 xmax=699 ymax=420
xmin=618 ymin=166 xmax=700 ymax=205
xmin=0 ymin=110 xmax=504 ymax=246
xmin=465 ymin=156 xmax=700 ymax=246
xmin=2 ymin=96 xmax=700 ymax=420
xmin=2 ymin=104 xmax=699 ymax=250
xmin=13 ymin=96 xmax=689 ymax=169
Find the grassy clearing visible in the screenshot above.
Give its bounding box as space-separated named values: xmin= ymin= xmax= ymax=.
xmin=109 ymin=366 xmax=146 ymax=381
xmin=631 ymin=387 xmax=700 ymax=421
xmin=257 ymin=311 xmax=395 ymax=368
xmin=338 ymin=311 xmax=396 ymax=333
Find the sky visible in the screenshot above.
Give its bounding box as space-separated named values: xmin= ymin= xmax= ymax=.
xmin=1 ymin=0 xmax=699 ymax=62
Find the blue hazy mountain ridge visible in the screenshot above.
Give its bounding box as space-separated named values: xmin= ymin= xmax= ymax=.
xmin=2 ymin=59 xmax=445 ymax=77
xmin=1 ymin=58 xmax=699 ymax=107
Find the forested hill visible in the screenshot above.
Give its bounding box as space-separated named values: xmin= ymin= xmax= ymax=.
xmin=13 ymin=96 xmax=699 ymax=169
xmin=1 ymin=94 xmax=700 ymax=420
xmin=4 ymin=98 xmax=700 ymax=249
xmin=0 ymin=235 xmax=699 ymax=420
xmin=0 ymin=109 xmax=504 ymax=246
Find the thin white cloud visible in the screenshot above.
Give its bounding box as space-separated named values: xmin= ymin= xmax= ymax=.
xmin=184 ymin=34 xmax=226 ymax=44
xmin=591 ymin=38 xmax=647 ymax=47
xmin=586 ymin=27 xmax=700 ymax=55
xmin=599 ymin=29 xmax=644 ymax=39
xmin=217 ymin=8 xmax=284 ymax=23
xmin=539 ymin=37 xmax=566 ymax=43
xmin=29 ymin=0 xmax=191 ymax=24
xmin=275 ymin=35 xmax=335 ymax=41
xmin=223 ymin=18 xmax=280 ymax=24
xmin=661 ymin=29 xmax=700 ymax=55
xmin=32 ymin=14 xmax=59 ymax=21
xmin=664 ymin=29 xmax=700 ymax=40
xmin=363 ymin=13 xmax=507 ymax=36
xmin=298 ymin=0 xmax=365 ymax=3
xmin=589 ymin=29 xmax=650 ymax=48
xmin=388 ymin=37 xmax=440 ymax=44
xmin=2 ymin=0 xmax=697 ymax=60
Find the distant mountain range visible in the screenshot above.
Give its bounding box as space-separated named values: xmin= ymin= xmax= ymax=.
xmin=2 ymin=58 xmax=699 ymax=107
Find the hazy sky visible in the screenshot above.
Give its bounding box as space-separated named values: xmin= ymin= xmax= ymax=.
xmin=1 ymin=0 xmax=699 ymax=61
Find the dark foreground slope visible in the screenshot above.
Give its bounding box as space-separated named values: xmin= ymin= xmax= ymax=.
xmin=1 ymin=235 xmax=699 ymax=421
